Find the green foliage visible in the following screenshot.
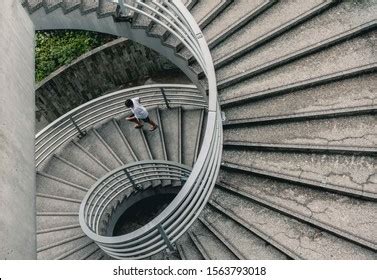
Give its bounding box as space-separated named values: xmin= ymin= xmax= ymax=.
xmin=35 ymin=30 xmax=116 ymax=82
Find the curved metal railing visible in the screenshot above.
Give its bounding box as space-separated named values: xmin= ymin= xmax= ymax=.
xmin=35 ymin=84 xmax=205 ymax=168
xmin=77 ymin=0 xmax=223 ymax=259
xmin=81 ymin=161 xmax=191 ymax=240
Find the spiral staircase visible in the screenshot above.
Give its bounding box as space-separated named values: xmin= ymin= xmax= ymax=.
xmin=23 ymin=0 xmax=377 ymax=260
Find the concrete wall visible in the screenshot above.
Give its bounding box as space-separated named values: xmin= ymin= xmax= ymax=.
xmin=36 ymin=38 xmax=178 ymax=123
xmin=0 ymin=0 xmax=36 ymax=259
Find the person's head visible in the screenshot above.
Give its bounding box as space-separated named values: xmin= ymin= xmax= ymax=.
xmin=125 ymin=99 xmax=133 ymax=108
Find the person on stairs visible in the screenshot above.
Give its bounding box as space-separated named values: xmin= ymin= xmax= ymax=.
xmin=125 ymin=97 xmax=158 ymax=131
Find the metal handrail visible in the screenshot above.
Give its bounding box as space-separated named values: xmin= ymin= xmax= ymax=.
xmin=77 ymin=0 xmax=223 ymax=259
xmin=80 ymin=161 xmax=191 ymax=237
xmin=35 ymin=84 xmax=205 ymax=168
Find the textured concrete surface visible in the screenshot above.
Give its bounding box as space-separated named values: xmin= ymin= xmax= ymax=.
xmin=211 ymin=0 xmax=323 ymax=60
xmin=216 ymin=0 xmax=377 ymax=80
xmin=202 ymin=0 xmax=265 ymax=42
xmin=211 ymin=187 xmax=377 ymax=259
xmin=224 ymin=115 xmax=377 ymax=148
xmin=223 ymin=73 xmax=377 ymax=120
xmin=0 ymin=0 xmax=36 ymax=259
xmin=96 ymin=120 xmax=136 ymax=165
xmin=218 ymin=169 xmax=377 ymax=245
xmin=77 ymin=129 xmax=121 ymax=170
xmin=201 ymin=206 xmax=288 ymax=259
xmin=189 ymin=220 xmax=238 ymax=260
xmin=220 ymin=31 xmax=377 ymax=100
xmin=223 ymin=149 xmax=377 ymax=196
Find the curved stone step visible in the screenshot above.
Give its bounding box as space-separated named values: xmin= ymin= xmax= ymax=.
xmin=200 ymin=206 xmax=289 ymax=260
xmin=36 ymin=172 xmax=88 ymax=200
xmin=223 ymin=115 xmax=377 ymax=154
xmin=41 ymin=155 xmax=96 ymax=187
xmin=159 ymin=107 xmax=181 ymax=163
xmin=181 ymin=109 xmax=204 ymax=167
xmin=217 ymin=169 xmax=377 ymax=250
xmin=37 ymin=235 xmax=89 ymax=259
xmin=220 ymin=63 xmax=377 ymax=108
xmin=217 ymin=20 xmax=377 ymax=88
xmin=206 ymin=0 xmax=276 ymax=49
xmin=77 ymin=129 xmax=122 ymax=170
xmin=96 ymin=119 xmax=138 ymax=165
xmin=222 ymin=72 xmax=377 ymax=120
xmin=63 ymin=242 xmax=99 ymax=260
xmin=210 ymin=187 xmax=377 ymax=259
xmin=36 ymin=194 xmax=81 ymax=213
xmin=222 ymin=150 xmax=377 ymax=200
xmin=188 ymin=219 xmax=238 ymax=260
xmin=37 ymin=226 xmax=84 ymax=251
xmin=210 ymin=0 xmax=332 ymax=63
xmin=214 ymin=0 xmax=377 ymax=81
xmin=176 ymin=232 xmax=205 ymax=260
xmin=58 ymin=140 xmax=109 ymax=178
xmin=37 ymin=215 xmax=79 ymax=233
xmin=117 ymin=117 xmax=153 ymax=161
xmin=219 ymin=31 xmax=377 ymax=102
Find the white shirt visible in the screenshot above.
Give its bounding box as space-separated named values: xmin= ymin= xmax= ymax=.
xmin=131 ymin=97 xmax=148 ymax=119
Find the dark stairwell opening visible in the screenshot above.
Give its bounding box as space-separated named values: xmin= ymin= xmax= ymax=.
xmin=112 ymin=189 xmax=179 ymax=236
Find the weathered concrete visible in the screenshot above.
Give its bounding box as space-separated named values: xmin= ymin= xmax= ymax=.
xmin=0 ymin=0 xmax=36 ymax=259
xmin=36 ymin=38 xmax=179 ymax=123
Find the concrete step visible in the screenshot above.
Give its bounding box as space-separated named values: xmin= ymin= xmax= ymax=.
xmin=131 ymin=0 xmax=154 ymax=29
xmin=222 ymin=72 xmax=377 ymax=120
xmin=96 ymin=119 xmax=137 ymax=165
xmin=176 ymin=232 xmax=205 ymax=260
xmin=81 ymin=0 xmax=100 ymax=15
xmin=207 ymin=0 xmax=276 ymax=50
xmin=223 ymin=115 xmax=377 ymax=152
xmin=117 ymin=117 xmax=152 ymax=161
xmin=83 ymin=247 xmax=103 ymax=260
xmin=221 ymin=64 xmax=377 ymax=108
xmin=188 ymin=220 xmax=238 ymax=260
xmin=63 ymin=0 xmax=81 ymax=13
xmin=203 ymin=0 xmax=267 ymax=46
xmin=64 ymin=242 xmax=97 ymax=260
xmin=142 ymin=108 xmax=167 ymax=161
xmin=41 ymin=155 xmax=96 ymax=187
xmin=37 ymin=215 xmax=79 ymax=233
xmin=219 ymin=30 xmax=377 ymax=102
xmin=181 ymin=109 xmax=204 ymax=167
xmin=37 ymin=226 xmax=83 ymax=250
xmin=159 ymin=108 xmax=181 ymax=163
xmin=37 ymin=235 xmax=89 ymax=259
xmin=210 ymin=187 xmax=377 ymax=259
xmin=36 ymin=194 xmax=81 ymax=213
xmin=200 ymin=206 xmax=288 ymax=259
xmin=43 ymin=0 xmax=63 ymax=13
xmin=59 ymin=141 xmax=109 ymax=178
xmin=189 ymin=0 xmax=227 ymax=29
xmin=218 ymin=169 xmax=377 ymax=250
xmin=36 ymin=172 xmax=88 ymax=200
xmin=221 ymin=150 xmax=377 ymax=200
xmin=78 ymin=129 xmax=121 ymax=170
xmin=217 ymin=21 xmax=377 ymax=87
xmin=57 ymin=240 xmax=96 ymax=260
xmin=215 ymin=1 xmax=377 ymax=83
xmin=210 ymin=0 xmax=329 ymax=62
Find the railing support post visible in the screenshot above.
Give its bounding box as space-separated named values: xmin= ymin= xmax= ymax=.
xmin=160 ymin=88 xmax=171 ymax=109
xmin=157 ymin=224 xmax=176 ymax=253
xmin=123 ymin=168 xmax=142 ymax=191
xmin=69 ymin=116 xmax=86 ymax=138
